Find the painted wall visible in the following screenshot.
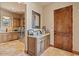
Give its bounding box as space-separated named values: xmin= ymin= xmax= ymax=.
xmin=73 ymin=3 xmax=79 ymax=52
xmin=43 ymin=2 xmax=79 ymax=51
xmin=26 ymin=2 xmax=43 ymax=30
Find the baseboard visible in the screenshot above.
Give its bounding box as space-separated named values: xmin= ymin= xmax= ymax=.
xmin=25 ymin=45 xmax=79 ymax=55
xmin=72 ymin=50 xmax=79 ymax=55
xmin=50 ymin=44 xmax=79 ymax=55
xmin=50 ymin=44 xmax=54 ymax=47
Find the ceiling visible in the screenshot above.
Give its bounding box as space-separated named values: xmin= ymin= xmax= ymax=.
xmin=34 ymin=2 xmax=52 ymax=6
xmin=0 ymin=2 xmax=26 ymax=14
xmin=0 ymin=2 xmax=52 ymax=14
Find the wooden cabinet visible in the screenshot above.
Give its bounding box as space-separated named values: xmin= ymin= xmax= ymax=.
xmin=16 ymin=19 xmax=20 ymax=27
xmin=0 ymin=32 xmax=19 ymax=43
xmin=0 ymin=33 xmax=8 ymax=43
xmin=13 ymin=18 xmax=20 ymax=28
xmin=27 ymin=37 xmax=36 ymax=56
xmin=44 ymin=35 xmax=50 ymax=50
xmin=2 ymin=34 xmax=8 ymax=42
xmin=8 ymin=33 xmax=12 ymax=41
xmin=0 ymin=34 xmax=3 ymax=43
xmin=11 ymin=32 xmax=19 ymax=40
xmin=13 ymin=19 xmax=17 ymax=27
xmin=20 ymin=19 xmax=25 ymax=27
xmin=13 ymin=17 xmax=25 ymax=28
xmin=27 ymin=34 xmax=50 ymax=56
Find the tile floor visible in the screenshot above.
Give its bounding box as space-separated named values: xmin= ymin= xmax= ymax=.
xmin=41 ymin=47 xmax=78 ymax=56
xmin=0 ymin=40 xmax=28 ymax=56
xmin=0 ymin=40 xmax=78 ymax=56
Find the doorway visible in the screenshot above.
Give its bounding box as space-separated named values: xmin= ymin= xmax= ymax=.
xmin=54 ymin=5 xmax=73 ymax=52
xmin=0 ymin=2 xmax=26 ymax=55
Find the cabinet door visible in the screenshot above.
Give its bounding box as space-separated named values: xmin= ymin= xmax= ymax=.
xmin=12 ymin=32 xmax=19 ymax=40
xmin=8 ymin=33 xmax=12 ymax=41
xmin=0 ymin=34 xmax=3 ymax=43
xmin=2 ymin=34 xmax=8 ymax=42
xmin=27 ymin=37 xmax=36 ymax=55
xmin=13 ymin=18 xmax=20 ymax=28
xmin=0 ymin=34 xmax=8 ymax=43
xmin=16 ymin=19 xmax=20 ymax=27
xmin=44 ymin=35 xmax=50 ymax=50
xmin=13 ymin=19 xmax=17 ymax=28
xmin=20 ymin=19 xmax=24 ymax=27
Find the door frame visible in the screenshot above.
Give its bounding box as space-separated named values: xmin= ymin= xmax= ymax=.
xmin=54 ymin=5 xmax=73 ymax=52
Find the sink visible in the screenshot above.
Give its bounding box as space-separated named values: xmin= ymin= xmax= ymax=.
xmin=28 ymin=29 xmax=50 ymax=38
xmin=28 ymin=33 xmax=50 ymax=39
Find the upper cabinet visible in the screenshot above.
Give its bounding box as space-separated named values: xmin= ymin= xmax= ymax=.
xmin=13 ymin=18 xmax=20 ymax=28
xmin=20 ymin=17 xmax=25 ymax=27
xmin=13 ymin=15 xmax=25 ymax=28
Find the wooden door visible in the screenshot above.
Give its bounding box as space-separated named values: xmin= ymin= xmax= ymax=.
xmin=54 ymin=5 xmax=72 ymax=52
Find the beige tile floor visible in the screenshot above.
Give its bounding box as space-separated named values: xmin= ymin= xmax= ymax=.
xmin=0 ymin=40 xmax=78 ymax=56
xmin=41 ymin=47 xmax=78 ymax=56
xmin=0 ymin=40 xmax=29 ymax=56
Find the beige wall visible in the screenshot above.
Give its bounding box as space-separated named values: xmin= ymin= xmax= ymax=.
xmin=73 ymin=3 xmax=79 ymax=52
xmin=43 ymin=2 xmax=79 ymax=51
xmin=26 ymin=2 xmax=43 ymax=30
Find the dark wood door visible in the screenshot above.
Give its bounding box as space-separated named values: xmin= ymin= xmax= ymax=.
xmin=54 ymin=5 xmax=73 ymax=52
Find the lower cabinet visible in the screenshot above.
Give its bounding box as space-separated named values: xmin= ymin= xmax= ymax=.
xmin=8 ymin=33 xmax=12 ymax=41
xmin=0 ymin=33 xmax=8 ymax=43
xmin=27 ymin=34 xmax=50 ymax=56
xmin=44 ymin=35 xmax=50 ymax=50
xmin=11 ymin=32 xmax=19 ymax=40
xmin=27 ymin=37 xmax=36 ymax=55
xmin=0 ymin=32 xmax=19 ymax=43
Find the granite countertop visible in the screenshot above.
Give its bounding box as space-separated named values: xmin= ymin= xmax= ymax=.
xmin=28 ymin=33 xmax=50 ymax=38
xmin=0 ymin=31 xmax=19 ymax=34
